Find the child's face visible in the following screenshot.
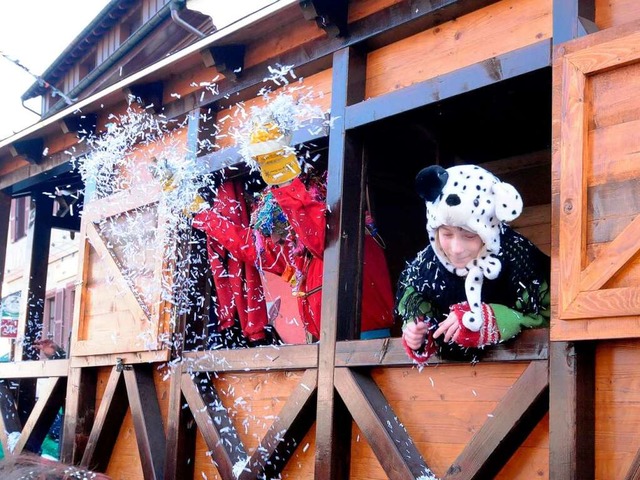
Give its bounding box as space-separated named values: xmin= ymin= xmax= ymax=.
xmin=438 ymin=226 xmax=484 ymax=268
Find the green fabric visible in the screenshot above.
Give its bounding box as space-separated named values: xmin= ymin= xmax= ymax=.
xmin=40 ymin=435 xmax=60 ymax=460
xmin=491 ymin=281 xmax=551 ymax=340
xmin=397 ymin=287 xmax=432 ymax=330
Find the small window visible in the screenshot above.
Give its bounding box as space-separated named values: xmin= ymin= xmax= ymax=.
xmin=79 ymin=52 xmax=96 ymax=79
xmin=10 ymin=196 xmax=30 ymax=242
xmin=122 ymin=6 xmax=143 ymax=39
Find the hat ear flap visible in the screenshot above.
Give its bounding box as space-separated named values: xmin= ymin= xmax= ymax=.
xmin=493 ymin=181 xmax=523 ymax=222
xmin=416 ymin=165 xmax=448 ymax=202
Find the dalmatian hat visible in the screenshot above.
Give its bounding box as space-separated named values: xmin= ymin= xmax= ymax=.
xmin=415 ymin=164 xmax=523 ymax=331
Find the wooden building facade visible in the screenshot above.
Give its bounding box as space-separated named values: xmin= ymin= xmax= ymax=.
xmin=1 ymin=0 xmax=640 ymax=478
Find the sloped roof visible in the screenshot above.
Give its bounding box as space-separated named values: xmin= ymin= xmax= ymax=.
xmin=21 ymin=0 xmax=137 ymax=101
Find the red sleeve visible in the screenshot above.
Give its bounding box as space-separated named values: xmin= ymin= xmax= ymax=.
xmin=271 ymin=178 xmax=326 ymax=259
xmin=193 ymin=209 xmax=258 ymax=264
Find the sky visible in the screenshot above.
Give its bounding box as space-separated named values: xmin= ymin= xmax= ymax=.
xmin=0 ymin=1 xmax=110 ymax=141
xmin=0 ymin=1 xmax=278 ymax=142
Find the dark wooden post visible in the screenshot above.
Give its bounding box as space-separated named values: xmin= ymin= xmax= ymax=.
xmin=13 ymin=191 xmax=54 ymax=431
xmin=61 ymin=367 xmax=97 ymax=464
xmin=164 ymin=108 xmax=202 ymax=480
xmin=549 ymin=341 xmax=595 ymax=479
xmin=0 ymin=192 xmax=11 ymax=310
xmin=315 ymin=46 xmax=367 ymax=480
xmin=19 ymin=190 xmax=54 ymax=361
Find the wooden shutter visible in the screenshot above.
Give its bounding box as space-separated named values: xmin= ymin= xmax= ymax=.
xmin=71 ymin=186 xmax=171 ymax=356
xmin=552 ymin=20 xmax=640 ymax=340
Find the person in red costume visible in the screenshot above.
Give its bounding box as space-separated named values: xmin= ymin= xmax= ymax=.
xmin=193 ymin=172 xmax=395 ymax=341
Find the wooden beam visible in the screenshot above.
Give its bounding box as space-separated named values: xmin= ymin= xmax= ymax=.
xmin=183 ymin=344 xmax=318 ymax=372
xmin=8 ymin=137 xmax=44 ymax=165
xmin=334 ymin=367 xmax=434 ymax=479
xmin=181 ymin=373 xmax=246 ymax=479
xmin=345 ymin=39 xmax=551 ymax=130
xmin=13 ymin=376 xmax=66 ymax=455
xmin=60 ymin=114 xmax=98 ymax=136
xmin=163 ymin=0 xmax=502 ymax=119
xmin=201 ymin=45 xmax=246 ymax=80
xmin=299 ymin=0 xmax=349 ymax=37
xmin=315 ymin=46 xmax=366 ymax=480
xmin=335 ymin=329 xmax=549 ymax=367
xmin=81 ymin=366 xmax=128 ymax=472
xmin=61 ymin=367 xmax=97 ymax=464
xmin=445 ymin=360 xmax=549 ymax=479
xmin=197 ymin=116 xmax=328 ymax=173
xmin=124 ymin=365 xmax=166 ymax=480
xmin=181 ymin=328 xmax=548 ymax=372
xmin=553 ymin=0 xmax=597 ymax=44
xmin=0 ymin=359 xmax=70 ymax=379
xmin=69 ymin=350 xmax=169 ymax=368
xmin=124 ymin=81 xmax=164 ymax=113
xmin=240 ymin=369 xmax=318 ymax=479
xmin=549 ymin=341 xmax=595 ymax=480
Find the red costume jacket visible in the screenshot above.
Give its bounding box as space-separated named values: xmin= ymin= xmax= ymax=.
xmin=194 ymin=181 xmax=267 ymax=341
xmin=193 ymin=178 xmax=394 ymax=339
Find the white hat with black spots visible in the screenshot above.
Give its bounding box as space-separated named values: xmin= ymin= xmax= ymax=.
xmin=415 ymin=164 xmax=523 ymax=332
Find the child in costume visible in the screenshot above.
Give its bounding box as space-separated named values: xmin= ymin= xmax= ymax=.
xmin=396 ymin=164 xmax=550 ymax=364
xmin=193 ymin=119 xmax=394 ymax=342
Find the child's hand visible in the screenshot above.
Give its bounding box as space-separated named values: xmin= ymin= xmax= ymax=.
xmin=433 ymin=312 xmax=461 ymax=343
xmin=402 ymin=317 xmax=430 ymax=350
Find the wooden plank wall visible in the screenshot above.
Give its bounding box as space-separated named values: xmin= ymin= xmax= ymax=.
xmin=596 ymin=0 xmax=640 ymax=29
xmin=365 ymin=0 xmax=552 ymax=99
xmin=552 ymin=0 xmax=640 ymax=477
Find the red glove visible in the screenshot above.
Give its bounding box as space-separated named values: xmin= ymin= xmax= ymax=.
xmin=402 ymin=327 xmax=438 ymax=365
xmin=450 ymin=302 xmax=500 ymax=348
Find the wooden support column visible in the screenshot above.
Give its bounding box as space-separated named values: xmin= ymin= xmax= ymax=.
xmin=0 ymin=192 xmax=11 ymax=303
xmin=549 ymin=341 xmax=595 ymax=479
xmin=81 ymin=367 xmax=128 ymax=472
xmin=553 ymin=0 xmax=597 ymax=44
xmin=165 ymin=109 xmax=199 ymax=480
xmin=60 ymin=367 xmax=97 ymax=464
xmin=16 ymin=190 xmax=54 ymax=361
xmin=124 ymin=365 xmax=166 ymax=480
xmin=315 ymin=46 xmax=366 ymax=480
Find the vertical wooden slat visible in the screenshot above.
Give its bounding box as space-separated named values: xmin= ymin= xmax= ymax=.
xmin=16 ymin=190 xmax=54 ymax=361
xmin=315 ymin=45 xmax=367 ymax=480
xmin=549 ymin=341 xmax=595 ymax=479
xmin=165 ymin=108 xmax=201 ymax=479
xmin=0 ymin=192 xmax=12 ymax=302
xmin=124 ymin=365 xmax=166 ymax=480
xmin=81 ymin=366 xmax=128 ymax=472
xmin=61 ymin=367 xmax=97 ymax=464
